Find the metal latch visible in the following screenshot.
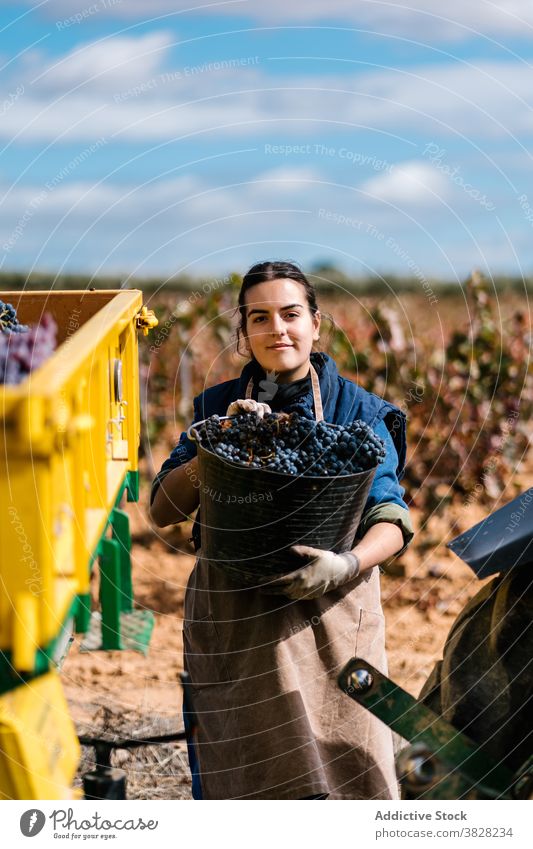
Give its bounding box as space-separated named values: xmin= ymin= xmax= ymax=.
xmin=135 ymin=306 xmax=158 ymax=335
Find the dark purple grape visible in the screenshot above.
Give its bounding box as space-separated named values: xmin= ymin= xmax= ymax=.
xmin=0 ymin=312 xmax=58 ymax=385
xmin=194 ymin=411 xmax=386 ymax=477
xmin=0 ymin=299 xmax=29 ymax=334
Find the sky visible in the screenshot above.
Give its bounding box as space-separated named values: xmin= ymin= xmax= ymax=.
xmin=1 ymin=0 xmax=533 ymax=283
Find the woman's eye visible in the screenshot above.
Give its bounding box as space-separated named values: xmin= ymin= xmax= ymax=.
xmin=252 ymin=312 xmax=299 ymax=323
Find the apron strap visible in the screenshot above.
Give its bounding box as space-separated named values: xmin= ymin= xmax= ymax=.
xmin=244 ymin=362 xmax=324 ymax=422
xmin=310 ymin=362 xmax=324 ymax=422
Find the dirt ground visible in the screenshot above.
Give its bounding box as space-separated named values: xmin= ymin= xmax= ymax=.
xmin=62 ymin=448 xmax=533 ymax=799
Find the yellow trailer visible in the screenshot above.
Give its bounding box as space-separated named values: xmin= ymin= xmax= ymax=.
xmin=0 ymin=289 xmax=157 ymax=799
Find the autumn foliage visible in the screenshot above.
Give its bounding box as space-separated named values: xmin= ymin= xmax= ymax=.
xmin=139 ymin=271 xmax=532 ymax=543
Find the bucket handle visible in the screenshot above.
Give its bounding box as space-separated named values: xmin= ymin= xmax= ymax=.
xmin=186 ymin=416 xmax=233 ymax=443
xmin=187 ymin=413 xmax=346 ymax=443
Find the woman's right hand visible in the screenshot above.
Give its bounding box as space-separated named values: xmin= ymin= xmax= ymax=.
xmin=226 ymin=398 xmax=272 ymax=418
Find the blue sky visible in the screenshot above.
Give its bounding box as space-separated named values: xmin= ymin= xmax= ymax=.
xmin=1 ymin=0 xmax=533 ymax=283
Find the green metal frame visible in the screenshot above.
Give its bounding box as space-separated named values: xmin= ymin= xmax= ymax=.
xmin=98 ymin=509 xmax=133 ymax=651
xmin=337 ymin=657 xmax=529 ymax=800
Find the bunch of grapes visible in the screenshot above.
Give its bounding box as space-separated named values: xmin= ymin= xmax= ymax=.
xmin=0 ymin=299 xmax=29 ymax=334
xmin=194 ymin=411 xmax=386 ymax=476
xmin=0 ymin=312 xmax=58 ymax=385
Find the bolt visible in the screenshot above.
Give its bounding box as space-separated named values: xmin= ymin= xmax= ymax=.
xmin=348 ymin=668 xmax=373 ymax=692
xmin=398 ymin=744 xmax=436 ymax=788
xmin=405 ymin=754 xmax=435 ymax=786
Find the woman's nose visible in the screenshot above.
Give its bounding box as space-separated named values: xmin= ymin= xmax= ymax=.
xmin=270 ymin=314 xmax=284 ymax=334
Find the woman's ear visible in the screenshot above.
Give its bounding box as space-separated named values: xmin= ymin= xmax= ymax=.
xmin=312 ymin=310 xmax=321 ymax=341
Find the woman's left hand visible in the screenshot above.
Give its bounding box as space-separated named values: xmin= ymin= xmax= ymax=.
xmin=260 ymin=545 xmax=361 ymax=600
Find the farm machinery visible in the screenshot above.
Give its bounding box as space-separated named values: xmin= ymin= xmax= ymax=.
xmin=0 ymin=289 xmax=160 ymax=799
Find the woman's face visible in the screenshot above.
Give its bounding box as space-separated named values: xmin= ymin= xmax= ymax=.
xmin=242 ymin=278 xmax=321 ymax=381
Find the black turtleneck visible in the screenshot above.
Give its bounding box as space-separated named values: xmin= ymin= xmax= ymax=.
xmin=246 ymin=352 xmax=327 ymax=413
xmin=265 ymin=369 xmax=312 ymax=411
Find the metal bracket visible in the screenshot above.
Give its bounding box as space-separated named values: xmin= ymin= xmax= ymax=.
xmin=338 ymin=657 xmax=518 ymax=800
xmin=135 ymin=306 xmax=158 ymax=336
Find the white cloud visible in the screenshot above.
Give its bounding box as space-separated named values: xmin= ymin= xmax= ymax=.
xmin=0 ymin=160 xmax=506 ymax=281
xmin=2 ymin=32 xmax=533 ymax=144
xmin=0 ymin=166 xmax=323 ymax=237
xmin=36 ymin=31 xmax=173 ymax=93
xmin=361 ymin=160 xmax=451 ymax=205
xmin=21 ymin=0 xmax=533 ymax=40
xmin=249 ymin=166 xmax=324 ymax=192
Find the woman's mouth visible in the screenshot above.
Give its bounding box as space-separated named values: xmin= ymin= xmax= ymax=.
xmin=268 ymin=344 xmax=293 ymax=349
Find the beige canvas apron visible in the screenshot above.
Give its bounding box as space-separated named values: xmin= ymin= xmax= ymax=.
xmin=182 ymin=364 xmax=400 ymax=799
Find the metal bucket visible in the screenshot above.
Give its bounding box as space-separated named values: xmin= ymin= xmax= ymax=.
xmin=188 ymin=417 xmax=377 ymax=586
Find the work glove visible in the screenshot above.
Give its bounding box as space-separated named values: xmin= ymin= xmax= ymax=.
xmin=226 ymin=398 xmax=272 ymax=418
xmin=260 ymin=545 xmax=361 ymax=600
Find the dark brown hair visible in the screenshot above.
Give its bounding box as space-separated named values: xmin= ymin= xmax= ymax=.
xmin=234 ymin=260 xmax=336 ymax=360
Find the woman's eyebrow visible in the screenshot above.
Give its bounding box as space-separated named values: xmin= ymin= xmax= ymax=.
xmin=247 ymin=303 xmax=304 ymax=316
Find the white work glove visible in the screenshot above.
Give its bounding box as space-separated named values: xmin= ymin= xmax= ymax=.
xmin=260 ymin=545 xmax=361 ymax=600
xmin=226 ymin=398 xmax=272 ymax=419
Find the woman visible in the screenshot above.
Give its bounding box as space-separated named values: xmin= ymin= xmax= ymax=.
xmin=150 ymin=260 xmax=414 ymax=800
